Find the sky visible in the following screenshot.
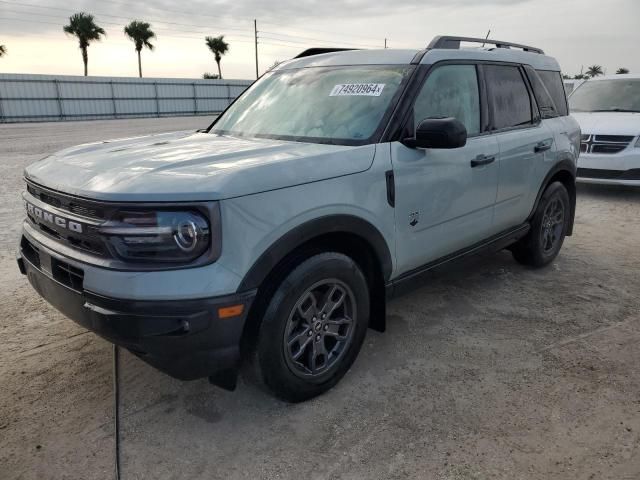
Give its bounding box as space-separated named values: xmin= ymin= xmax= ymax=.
xmin=0 ymin=0 xmax=638 ymax=80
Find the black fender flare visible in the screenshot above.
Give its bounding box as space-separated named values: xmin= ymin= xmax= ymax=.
xmin=528 ymin=158 xmax=577 ymax=235
xmin=236 ymin=214 xmax=393 ymax=293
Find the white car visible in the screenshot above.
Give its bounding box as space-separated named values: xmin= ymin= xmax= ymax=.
xmin=569 ymin=74 xmax=640 ymax=186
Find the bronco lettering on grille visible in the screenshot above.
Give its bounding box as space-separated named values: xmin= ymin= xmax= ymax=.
xmin=25 ymin=201 xmax=83 ymax=233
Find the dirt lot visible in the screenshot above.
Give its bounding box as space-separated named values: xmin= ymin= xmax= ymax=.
xmin=1 ymin=118 xmax=639 ymax=480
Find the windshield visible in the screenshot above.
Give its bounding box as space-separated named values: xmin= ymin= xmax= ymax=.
xmin=569 ymin=79 xmax=640 ymax=112
xmin=210 ymin=65 xmax=412 ymax=144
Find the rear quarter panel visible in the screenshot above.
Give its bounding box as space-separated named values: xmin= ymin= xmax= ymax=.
xmin=554 ymin=115 xmax=581 ymax=164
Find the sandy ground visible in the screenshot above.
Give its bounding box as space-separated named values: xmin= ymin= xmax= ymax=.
xmin=1 ymin=118 xmax=639 ymax=480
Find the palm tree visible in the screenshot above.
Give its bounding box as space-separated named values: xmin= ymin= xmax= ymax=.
xmin=124 ymin=21 xmax=156 ymax=78
xmin=0 ymin=44 xmax=7 ymax=58
xmin=585 ymin=65 xmax=604 ymax=78
xmin=205 ymin=35 xmax=229 ymax=79
xmin=63 ymin=13 xmax=106 ymax=76
xmin=616 ymin=68 xmax=630 ymax=75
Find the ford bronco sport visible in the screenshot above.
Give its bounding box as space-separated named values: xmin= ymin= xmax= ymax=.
xmin=17 ymin=36 xmax=580 ymax=402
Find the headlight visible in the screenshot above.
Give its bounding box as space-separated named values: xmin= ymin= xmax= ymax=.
xmin=98 ymin=210 xmax=211 ymax=263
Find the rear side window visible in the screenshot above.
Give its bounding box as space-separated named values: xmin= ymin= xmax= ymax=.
xmin=485 ymin=65 xmax=533 ymax=130
xmin=524 ymin=66 xmax=559 ymax=119
xmin=537 ymin=70 xmax=569 ymax=116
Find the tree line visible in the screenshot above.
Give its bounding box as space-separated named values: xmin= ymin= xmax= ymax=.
xmin=563 ymin=65 xmax=630 ymax=80
xmin=0 ymin=12 xmax=229 ymax=79
xmin=2 ymin=27 xmax=634 ymax=81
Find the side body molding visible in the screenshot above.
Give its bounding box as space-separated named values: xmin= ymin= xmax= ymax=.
xmin=237 ymin=214 xmax=393 ymax=292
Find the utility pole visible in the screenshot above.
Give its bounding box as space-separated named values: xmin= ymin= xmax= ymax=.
xmin=384 ymin=38 xmax=387 ymax=49
xmin=254 ymin=19 xmax=259 ymax=79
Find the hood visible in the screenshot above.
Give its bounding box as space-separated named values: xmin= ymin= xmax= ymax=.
xmin=571 ymin=111 xmax=640 ymax=137
xmin=24 ymin=131 xmax=376 ymax=202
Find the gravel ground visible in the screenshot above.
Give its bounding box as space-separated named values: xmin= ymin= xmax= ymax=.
xmin=1 ymin=118 xmax=639 ymax=480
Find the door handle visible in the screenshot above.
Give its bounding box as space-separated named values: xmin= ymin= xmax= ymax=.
xmin=470 ymin=154 xmax=496 ymax=168
xmin=534 ymin=140 xmax=553 ymax=153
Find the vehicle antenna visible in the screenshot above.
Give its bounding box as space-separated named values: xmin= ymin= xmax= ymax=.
xmin=482 ymin=29 xmax=491 ymax=47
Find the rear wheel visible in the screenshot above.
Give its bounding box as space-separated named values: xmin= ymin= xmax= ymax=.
xmin=511 ymin=181 xmax=570 ymax=267
xmin=254 ymin=252 xmax=369 ymax=402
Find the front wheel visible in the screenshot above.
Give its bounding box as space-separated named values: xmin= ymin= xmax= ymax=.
xmin=511 ymin=181 xmax=571 ymax=267
xmin=254 ymin=252 xmax=370 ymax=402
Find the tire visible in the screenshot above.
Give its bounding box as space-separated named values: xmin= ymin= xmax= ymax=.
xmin=253 ymin=252 xmax=370 ymax=402
xmin=511 ymin=181 xmax=571 ymax=267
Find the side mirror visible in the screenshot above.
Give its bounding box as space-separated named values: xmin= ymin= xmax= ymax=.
xmin=403 ymin=117 xmax=467 ymax=149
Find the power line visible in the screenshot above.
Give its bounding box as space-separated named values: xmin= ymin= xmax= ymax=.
xmin=257 ymin=35 xmax=374 ymax=51
xmin=0 ymin=16 xmax=63 ymax=27
xmin=0 ymin=7 xmax=256 ymax=40
xmin=0 ymin=2 xmax=397 ymax=77
xmin=0 ymin=16 xmax=256 ymax=45
xmin=0 ymin=0 xmax=387 ymax=47
xmin=1 ymin=8 xmax=125 ymax=27
xmin=95 ymin=0 xmax=238 ymax=22
xmin=258 ymin=35 xmax=345 ymax=47
xmin=259 ymin=41 xmax=306 ymax=49
xmin=260 ymin=20 xmax=383 ymax=43
xmin=0 ymin=0 xmax=253 ymax=34
xmin=259 ymin=30 xmax=381 ymax=49
xmin=89 ymin=0 xmax=384 ymax=43
xmin=0 ymin=13 xmax=387 ymax=51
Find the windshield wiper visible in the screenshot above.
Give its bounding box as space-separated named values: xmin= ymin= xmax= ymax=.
xmin=590 ymin=108 xmax=640 ymax=113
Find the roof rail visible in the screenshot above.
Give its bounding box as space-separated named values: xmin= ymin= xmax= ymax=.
xmin=428 ymin=36 xmax=544 ymax=54
xmin=294 ymin=48 xmax=358 ymax=59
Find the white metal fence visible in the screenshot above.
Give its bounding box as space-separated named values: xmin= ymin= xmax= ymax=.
xmin=0 ymin=73 xmax=253 ymax=123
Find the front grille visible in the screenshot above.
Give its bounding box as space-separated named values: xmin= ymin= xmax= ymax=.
xmin=39 ymin=191 xmax=63 ymax=208
xmin=25 ymin=181 xmax=109 ymax=257
xmin=25 ymin=209 xmax=106 ymax=256
xmin=592 ymin=144 xmax=627 ymax=154
xmin=68 ymin=203 xmax=104 ymax=218
xmin=27 ymin=183 xmax=107 ymax=220
xmin=580 ymin=134 xmax=634 ymax=155
xmin=577 ymin=168 xmax=640 ymax=180
xmin=594 ymin=135 xmax=635 ymax=143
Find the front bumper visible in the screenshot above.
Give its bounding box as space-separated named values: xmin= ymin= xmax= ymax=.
xmin=577 ymin=150 xmax=640 ymax=186
xmin=576 ymin=167 xmax=640 ymax=186
xmin=17 ymin=235 xmax=256 ymax=381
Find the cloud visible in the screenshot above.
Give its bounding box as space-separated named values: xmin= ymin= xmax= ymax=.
xmin=0 ymin=0 xmax=533 ymax=35
xmin=139 ymin=0 xmax=533 ymax=21
xmin=1 ymin=0 xmax=638 ymax=79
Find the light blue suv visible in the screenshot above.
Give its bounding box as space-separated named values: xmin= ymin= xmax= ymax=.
xmin=17 ymin=36 xmax=580 ymax=401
